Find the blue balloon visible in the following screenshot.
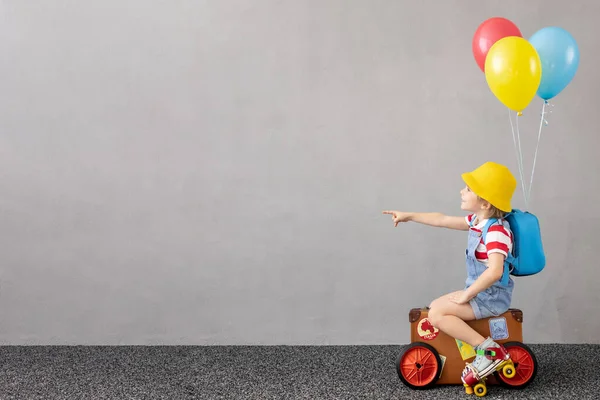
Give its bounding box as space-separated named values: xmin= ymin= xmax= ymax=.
xmin=529 ymin=27 xmax=580 ymax=100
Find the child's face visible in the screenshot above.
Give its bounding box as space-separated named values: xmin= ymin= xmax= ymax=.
xmin=460 ymin=185 xmax=484 ymax=213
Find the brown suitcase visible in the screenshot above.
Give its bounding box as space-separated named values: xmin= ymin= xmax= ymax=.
xmin=397 ymin=307 xmax=537 ymax=394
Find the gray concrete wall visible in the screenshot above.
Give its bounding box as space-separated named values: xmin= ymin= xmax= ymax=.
xmin=0 ymin=0 xmax=597 ymax=344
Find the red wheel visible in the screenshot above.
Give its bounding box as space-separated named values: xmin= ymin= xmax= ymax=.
xmin=396 ymin=342 xmax=442 ymax=389
xmin=495 ymin=342 xmax=538 ymax=389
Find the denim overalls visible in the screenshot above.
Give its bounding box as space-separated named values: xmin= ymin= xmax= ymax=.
xmin=465 ymin=217 xmax=513 ymax=320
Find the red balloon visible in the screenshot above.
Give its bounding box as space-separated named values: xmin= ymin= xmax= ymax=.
xmin=472 ymin=17 xmax=522 ymax=72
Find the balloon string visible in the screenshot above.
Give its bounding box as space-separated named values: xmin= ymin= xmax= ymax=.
xmin=508 ymin=109 xmax=528 ymax=209
xmin=515 ymin=112 xmax=529 ymax=209
xmin=528 ymin=101 xmax=547 ymax=202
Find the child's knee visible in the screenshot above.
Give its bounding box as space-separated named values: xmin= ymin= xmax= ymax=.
xmin=428 ymin=294 xmax=446 ymax=310
xmin=428 ymin=304 xmax=443 ymax=327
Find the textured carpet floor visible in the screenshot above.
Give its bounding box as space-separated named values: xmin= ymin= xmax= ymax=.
xmin=0 ymin=344 xmax=596 ymax=399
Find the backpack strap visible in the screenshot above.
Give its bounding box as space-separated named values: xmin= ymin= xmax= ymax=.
xmin=481 ymin=218 xmax=511 ymax=287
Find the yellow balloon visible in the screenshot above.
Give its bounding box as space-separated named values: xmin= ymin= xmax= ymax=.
xmin=485 ymin=36 xmax=542 ymax=113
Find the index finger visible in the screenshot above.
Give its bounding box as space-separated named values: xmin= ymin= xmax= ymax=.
xmin=382 ymin=210 xmax=393 ymax=214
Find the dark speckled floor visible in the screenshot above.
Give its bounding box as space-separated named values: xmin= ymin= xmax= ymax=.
xmin=0 ymin=344 xmax=595 ymax=399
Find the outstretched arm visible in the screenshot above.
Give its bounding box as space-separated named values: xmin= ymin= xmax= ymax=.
xmin=382 ymin=211 xmax=469 ymax=231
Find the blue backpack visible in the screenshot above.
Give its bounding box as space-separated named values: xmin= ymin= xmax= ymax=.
xmin=482 ymin=209 xmax=546 ymax=286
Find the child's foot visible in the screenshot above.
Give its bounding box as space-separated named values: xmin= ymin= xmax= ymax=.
xmin=461 ymin=337 xmax=511 ymax=386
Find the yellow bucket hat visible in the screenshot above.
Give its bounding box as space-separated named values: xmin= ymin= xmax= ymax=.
xmin=461 ymin=162 xmax=516 ymax=213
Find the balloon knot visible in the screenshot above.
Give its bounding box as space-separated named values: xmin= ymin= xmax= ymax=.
xmin=517 ymin=111 xmax=523 ymax=117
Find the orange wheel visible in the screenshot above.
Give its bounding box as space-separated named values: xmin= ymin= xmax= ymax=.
xmin=396 ymin=342 xmax=442 ymax=389
xmin=495 ymin=342 xmax=538 ymax=389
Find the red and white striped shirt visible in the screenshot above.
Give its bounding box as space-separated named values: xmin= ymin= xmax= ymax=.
xmin=465 ymin=214 xmax=513 ymax=266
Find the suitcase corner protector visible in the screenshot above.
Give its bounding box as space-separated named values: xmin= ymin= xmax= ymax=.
xmin=409 ymin=307 xmax=427 ymax=323
xmin=509 ymin=308 xmax=523 ymax=323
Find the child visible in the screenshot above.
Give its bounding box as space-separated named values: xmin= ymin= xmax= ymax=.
xmin=383 ymin=161 xmax=517 ymax=383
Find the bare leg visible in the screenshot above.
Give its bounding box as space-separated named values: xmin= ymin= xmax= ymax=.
xmin=428 ymin=292 xmax=485 ymax=347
